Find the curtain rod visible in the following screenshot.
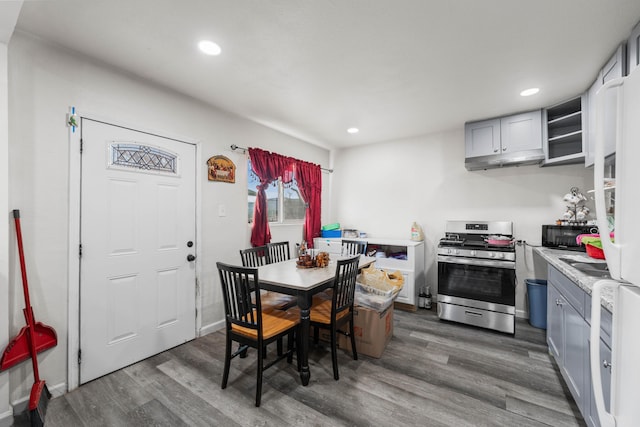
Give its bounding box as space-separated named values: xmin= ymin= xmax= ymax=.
xmin=230 ymin=144 xmax=333 ymax=173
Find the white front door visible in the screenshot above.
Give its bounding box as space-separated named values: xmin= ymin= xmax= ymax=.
xmin=80 ymin=119 xmax=196 ymax=383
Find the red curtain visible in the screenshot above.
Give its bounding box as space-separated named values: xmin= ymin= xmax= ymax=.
xmin=248 ymin=147 xmax=322 ymax=248
xmin=294 ymin=160 xmax=322 ymax=248
xmin=248 ymin=148 xmax=290 ymax=247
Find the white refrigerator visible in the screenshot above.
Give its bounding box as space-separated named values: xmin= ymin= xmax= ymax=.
xmin=590 ymin=65 xmax=640 ymax=426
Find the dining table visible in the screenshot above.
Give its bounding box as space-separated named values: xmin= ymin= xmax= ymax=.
xmin=257 ymin=255 xmax=376 ymax=386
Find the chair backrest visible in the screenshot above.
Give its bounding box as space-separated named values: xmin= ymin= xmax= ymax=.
xmin=331 ymin=256 xmax=360 ymax=318
xmin=239 ymin=246 xmax=269 ymax=267
xmin=217 ymin=262 xmax=263 ymax=334
xmin=266 ymin=241 xmax=290 ymax=264
xmin=341 ymin=239 xmax=368 ymax=256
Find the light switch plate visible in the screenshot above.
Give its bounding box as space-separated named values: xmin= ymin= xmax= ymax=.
xmin=218 ymin=204 xmax=227 ymax=217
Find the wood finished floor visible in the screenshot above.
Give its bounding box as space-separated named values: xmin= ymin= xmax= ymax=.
xmin=13 ymin=308 xmax=586 ymax=426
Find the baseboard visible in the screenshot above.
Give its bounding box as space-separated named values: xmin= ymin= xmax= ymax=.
xmin=0 ymin=408 xmax=13 ymax=427
xmin=199 ymin=319 xmax=224 ymax=337
xmin=10 ymin=380 xmax=66 ymax=418
xmin=516 ymin=309 xmax=528 ymax=319
xmin=394 ymin=301 xmax=417 ymax=312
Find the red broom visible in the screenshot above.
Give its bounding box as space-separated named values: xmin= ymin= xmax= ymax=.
xmin=12 ymin=210 xmax=52 ymax=426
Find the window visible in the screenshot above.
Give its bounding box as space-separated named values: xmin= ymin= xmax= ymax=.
xmin=248 ymin=160 xmax=306 ymax=224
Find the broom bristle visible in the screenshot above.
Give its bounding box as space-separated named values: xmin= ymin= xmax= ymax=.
xmin=28 ymin=381 xmax=50 ymax=427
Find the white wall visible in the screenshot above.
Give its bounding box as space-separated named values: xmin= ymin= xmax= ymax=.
xmin=6 ymin=32 xmax=330 ymax=404
xmin=0 ymin=41 xmax=12 ymax=426
xmin=330 ymin=130 xmax=594 ymax=317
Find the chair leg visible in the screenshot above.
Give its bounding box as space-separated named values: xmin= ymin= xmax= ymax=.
xmin=349 ymin=317 xmax=358 ymax=361
xmin=256 ymin=344 xmax=264 ymax=407
xmin=222 ymin=334 xmax=232 ymax=389
xmin=330 ymin=326 xmax=339 ymax=381
xmin=277 ymin=338 xmax=283 ymax=356
xmin=313 ymin=326 xmax=319 ymax=345
xmin=286 ymin=331 xmax=294 ymax=363
xmin=239 ymin=343 xmax=248 ymax=359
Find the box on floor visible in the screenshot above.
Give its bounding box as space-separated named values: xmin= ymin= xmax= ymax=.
xmin=318 ymin=304 xmax=394 ymax=358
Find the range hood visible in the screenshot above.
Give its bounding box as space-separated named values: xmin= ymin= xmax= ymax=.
xmin=465 ymin=148 xmax=545 ymax=171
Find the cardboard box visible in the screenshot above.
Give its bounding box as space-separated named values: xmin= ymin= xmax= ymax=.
xmin=339 ymin=304 xmax=394 ymax=358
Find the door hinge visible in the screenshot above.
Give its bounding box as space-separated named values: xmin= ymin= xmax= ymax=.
xmin=78 ymin=348 xmax=82 ymax=365
xmin=80 ymin=137 xmax=83 ymax=154
xmin=79 ymin=243 xmax=83 ymax=258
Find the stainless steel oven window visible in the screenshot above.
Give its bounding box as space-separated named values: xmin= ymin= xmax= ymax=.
xmin=438 ymin=262 xmax=516 ymax=306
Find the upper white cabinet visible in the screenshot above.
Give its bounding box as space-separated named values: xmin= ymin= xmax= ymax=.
xmin=543 ymin=96 xmax=585 ymax=165
xmin=584 ymin=44 xmax=627 ymax=167
xmin=501 ymin=112 xmax=544 ymax=153
xmin=599 ymin=44 xmax=626 ymax=85
xmin=628 ymin=21 xmax=640 ymax=74
xmin=465 ymin=110 xmax=543 ymax=170
xmin=465 ymin=118 xmax=501 ymax=158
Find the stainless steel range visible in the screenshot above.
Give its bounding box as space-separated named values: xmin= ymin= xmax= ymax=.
xmin=437 ymin=220 xmax=516 ymax=334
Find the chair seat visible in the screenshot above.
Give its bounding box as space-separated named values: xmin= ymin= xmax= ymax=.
xmin=232 ymin=309 xmax=300 ymax=340
xmin=310 ymin=298 xmax=349 ymax=325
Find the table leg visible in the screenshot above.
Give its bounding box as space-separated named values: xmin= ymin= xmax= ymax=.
xmin=298 ymin=294 xmax=311 ymax=386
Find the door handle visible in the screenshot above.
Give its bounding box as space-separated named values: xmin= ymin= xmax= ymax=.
xmin=602 ymin=359 xmax=612 ymax=370
xmin=187 ymin=254 xmax=196 ymax=262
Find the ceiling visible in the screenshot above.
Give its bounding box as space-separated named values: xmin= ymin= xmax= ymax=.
xmin=9 ymin=0 xmax=640 ymax=149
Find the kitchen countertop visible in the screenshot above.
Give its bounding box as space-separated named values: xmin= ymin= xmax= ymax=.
xmin=533 ymin=247 xmax=615 ymax=313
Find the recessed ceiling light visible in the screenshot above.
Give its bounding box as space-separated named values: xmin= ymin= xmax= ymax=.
xmin=347 ymin=127 xmax=359 ymax=134
xmin=198 ymin=40 xmax=221 ymax=56
xmin=520 ymin=87 xmax=540 ymax=97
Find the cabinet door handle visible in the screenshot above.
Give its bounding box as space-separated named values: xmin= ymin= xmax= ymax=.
xmin=555 ymin=299 xmax=563 ymax=306
xmin=603 ymin=360 xmax=612 ymax=370
xmin=502 ymin=147 xmax=507 ymax=151
xmin=493 ymin=149 xmax=499 ymax=153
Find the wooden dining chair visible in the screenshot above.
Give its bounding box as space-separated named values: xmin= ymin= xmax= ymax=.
xmin=341 ymin=239 xmax=368 ymax=256
xmin=239 ymin=245 xmax=269 ymax=267
xmin=310 ymin=255 xmax=360 ymax=380
xmin=266 ymin=241 xmax=291 ymax=264
xmin=217 ymin=262 xmax=300 ymax=407
xmin=240 ymin=245 xmax=296 ymax=312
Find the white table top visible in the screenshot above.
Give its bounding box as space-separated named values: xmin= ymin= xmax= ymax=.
xmin=258 ymin=256 xmax=376 ymax=291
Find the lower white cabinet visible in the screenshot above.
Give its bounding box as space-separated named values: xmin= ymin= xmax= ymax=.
xmin=586 ymin=336 xmax=612 ymax=427
xmin=547 ymin=281 xmax=586 ymax=404
xmin=547 ymin=265 xmax=612 ymax=427
xmin=313 ymin=237 xmax=425 ymax=308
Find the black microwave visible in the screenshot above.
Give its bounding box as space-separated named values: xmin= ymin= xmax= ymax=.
xmin=541 ymin=225 xmax=599 ymax=251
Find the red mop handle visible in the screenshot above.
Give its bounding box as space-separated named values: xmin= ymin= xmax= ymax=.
xmin=13 ymin=209 xmax=40 ymax=382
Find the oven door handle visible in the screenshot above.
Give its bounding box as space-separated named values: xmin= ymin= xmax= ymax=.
xmin=437 ymin=255 xmax=516 ymax=270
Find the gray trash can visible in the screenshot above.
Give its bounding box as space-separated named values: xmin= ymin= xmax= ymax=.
xmin=526 ymin=279 xmax=548 ymax=329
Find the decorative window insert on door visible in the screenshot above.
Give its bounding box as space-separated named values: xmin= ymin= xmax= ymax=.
xmin=109 ymin=143 xmax=178 ymax=174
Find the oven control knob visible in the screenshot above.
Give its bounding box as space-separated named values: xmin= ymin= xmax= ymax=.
xmin=470 ymin=250 xmax=476 ymax=257
xmin=496 ymin=253 xmax=504 ymax=259
xmin=488 ymin=252 xmax=495 ymax=258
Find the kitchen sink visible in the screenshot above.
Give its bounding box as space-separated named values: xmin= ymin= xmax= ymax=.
xmin=558 ymin=257 xmax=610 ymax=278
